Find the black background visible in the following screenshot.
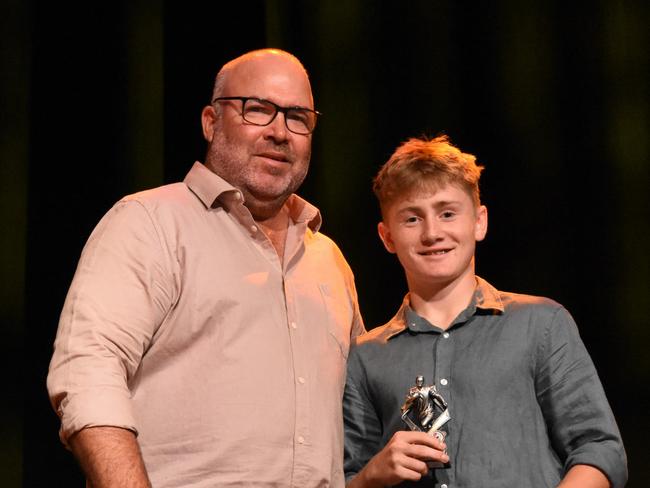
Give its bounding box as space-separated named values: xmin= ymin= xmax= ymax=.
xmin=3 ymin=1 xmax=649 ymax=486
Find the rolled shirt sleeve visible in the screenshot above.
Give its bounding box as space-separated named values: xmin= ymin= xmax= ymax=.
xmin=47 ymin=199 xmax=177 ymax=445
xmin=534 ymin=306 xmax=628 ymax=487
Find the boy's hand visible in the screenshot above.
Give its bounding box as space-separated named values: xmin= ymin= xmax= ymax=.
xmin=349 ymin=430 xmax=449 ymax=488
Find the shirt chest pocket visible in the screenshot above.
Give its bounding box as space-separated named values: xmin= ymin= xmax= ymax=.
xmin=318 ymin=282 xmax=352 ymax=360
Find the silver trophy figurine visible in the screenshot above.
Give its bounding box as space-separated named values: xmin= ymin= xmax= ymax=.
xmin=401 ymin=375 xmax=451 ymax=467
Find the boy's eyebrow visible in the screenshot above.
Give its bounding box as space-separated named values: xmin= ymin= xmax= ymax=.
xmin=433 ymin=200 xmax=462 ymax=208
xmin=395 ymin=205 xmax=422 ymax=214
xmin=395 ymin=200 xmax=463 ymax=213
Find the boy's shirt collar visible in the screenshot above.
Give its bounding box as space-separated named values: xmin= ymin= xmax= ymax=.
xmin=385 ymin=276 xmax=504 ymax=339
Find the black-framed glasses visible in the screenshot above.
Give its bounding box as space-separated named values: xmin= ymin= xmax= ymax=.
xmin=212 ymin=96 xmax=321 ymax=135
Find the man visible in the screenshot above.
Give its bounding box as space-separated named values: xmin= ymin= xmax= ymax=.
xmin=47 ymin=48 xmax=365 ymax=488
xmin=343 ymin=135 xmax=627 ymax=487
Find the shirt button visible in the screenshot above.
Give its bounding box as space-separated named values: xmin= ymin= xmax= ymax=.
xmin=250 ymin=225 xmax=258 ymax=234
xmin=233 ymin=192 xmax=242 ymax=201
xmin=298 ymin=376 xmax=306 ymax=384
xmin=441 ymin=484 xmax=448 ymax=488
xmin=297 ymin=436 xmax=305 ymax=444
xmin=290 ymin=321 xmax=297 ymax=329
xmin=440 ymin=378 xmax=448 ymax=386
xmin=442 ymin=332 xmax=450 ymax=338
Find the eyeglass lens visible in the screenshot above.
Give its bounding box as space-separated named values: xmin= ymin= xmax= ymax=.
xmin=242 ymin=99 xmax=316 ymax=134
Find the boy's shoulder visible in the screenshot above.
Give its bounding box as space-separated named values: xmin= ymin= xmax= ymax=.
xmin=351 ymin=298 xmax=410 ymax=349
xmin=352 ymin=279 xmax=570 ymax=351
xmin=476 ymin=276 xmax=565 ymax=316
xmin=494 ymin=290 xmax=566 ymax=323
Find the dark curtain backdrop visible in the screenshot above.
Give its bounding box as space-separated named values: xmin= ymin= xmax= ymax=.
xmin=3 ymin=0 xmax=648 ymax=486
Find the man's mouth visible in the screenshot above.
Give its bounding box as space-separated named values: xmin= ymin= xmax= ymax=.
xmin=257 ymin=152 xmax=289 ymax=163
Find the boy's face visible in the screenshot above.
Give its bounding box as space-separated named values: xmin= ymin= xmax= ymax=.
xmin=378 ymin=183 xmax=487 ymax=293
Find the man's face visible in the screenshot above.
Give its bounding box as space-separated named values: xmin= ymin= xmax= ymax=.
xmin=378 ymin=183 xmax=487 ymax=293
xmin=202 ymin=54 xmax=314 ymax=219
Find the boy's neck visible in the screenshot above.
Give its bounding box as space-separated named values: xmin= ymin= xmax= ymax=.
xmin=407 ymin=271 xmax=477 ymax=330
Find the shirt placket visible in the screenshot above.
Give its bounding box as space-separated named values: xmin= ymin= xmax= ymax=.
xmin=283 ymin=279 xmax=313 ymax=488
xmin=282 ymin=224 xmax=313 ymax=487
xmin=240 ymin=209 xmax=308 ymax=485
xmin=434 ymin=328 xmax=454 ymax=488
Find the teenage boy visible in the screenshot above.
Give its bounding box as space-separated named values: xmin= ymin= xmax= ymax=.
xmin=343 ymin=136 xmax=627 ymax=487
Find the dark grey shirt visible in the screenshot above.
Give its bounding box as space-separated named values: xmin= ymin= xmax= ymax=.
xmin=344 ymin=277 xmax=627 ymax=487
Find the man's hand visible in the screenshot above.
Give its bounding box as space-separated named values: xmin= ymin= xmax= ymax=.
xmin=69 ymin=426 xmax=152 ymax=488
xmin=348 ymin=430 xmax=449 ymax=488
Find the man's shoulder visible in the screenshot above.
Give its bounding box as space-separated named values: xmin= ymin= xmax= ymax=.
xmin=94 ymin=182 xmax=200 ymax=237
xmin=306 ymin=229 xmax=353 ymax=267
xmin=120 ymin=182 xmax=190 ymax=207
xmin=109 ymin=182 xmax=202 ymax=223
xmin=309 ymin=229 xmax=337 ymax=247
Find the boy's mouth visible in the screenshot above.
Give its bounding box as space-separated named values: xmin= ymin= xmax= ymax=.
xmin=420 ymin=249 xmax=451 ymax=256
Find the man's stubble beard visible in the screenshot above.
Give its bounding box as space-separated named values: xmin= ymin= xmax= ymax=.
xmin=205 ymin=130 xmax=310 ymax=220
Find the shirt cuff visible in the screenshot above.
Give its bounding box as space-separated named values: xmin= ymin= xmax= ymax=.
xmin=566 ymin=442 xmax=628 ymax=488
xmin=57 ymin=388 xmax=138 ymax=447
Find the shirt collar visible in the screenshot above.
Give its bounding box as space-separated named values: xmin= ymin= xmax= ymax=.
xmin=385 ymin=276 xmax=505 ymax=339
xmin=183 ymin=161 xmax=322 ymax=233
xmin=284 ymin=194 xmax=322 ymax=233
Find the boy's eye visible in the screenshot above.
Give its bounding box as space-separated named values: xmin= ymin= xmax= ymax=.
xmin=404 ymin=216 xmax=419 ymax=224
xmin=441 ymin=211 xmax=456 ymax=219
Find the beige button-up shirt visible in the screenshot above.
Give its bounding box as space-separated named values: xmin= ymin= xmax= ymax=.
xmin=47 ymin=162 xmax=365 ymax=487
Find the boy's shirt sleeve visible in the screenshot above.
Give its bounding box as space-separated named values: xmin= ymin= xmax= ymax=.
xmin=534 ymin=306 xmax=628 ymax=487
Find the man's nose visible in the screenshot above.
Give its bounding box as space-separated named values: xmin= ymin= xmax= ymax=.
xmin=263 ymin=112 xmax=289 ymax=142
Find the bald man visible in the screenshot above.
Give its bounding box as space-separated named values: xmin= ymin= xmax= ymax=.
xmin=48 ymin=49 xmax=365 ymax=488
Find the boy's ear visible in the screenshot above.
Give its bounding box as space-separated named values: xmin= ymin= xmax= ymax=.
xmin=474 ymin=205 xmax=488 ymax=242
xmin=378 ymin=221 xmax=396 ymax=253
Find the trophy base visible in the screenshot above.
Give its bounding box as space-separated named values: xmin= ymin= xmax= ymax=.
xmin=427 ymin=430 xmax=447 ymax=469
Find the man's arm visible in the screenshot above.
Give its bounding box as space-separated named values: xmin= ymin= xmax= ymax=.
xmin=346 ymin=431 xmax=448 ymax=488
xmin=47 ymin=200 xmax=176 ymax=462
xmin=557 ymin=464 xmax=610 ymax=488
xmin=69 ymin=426 xmax=151 ymax=488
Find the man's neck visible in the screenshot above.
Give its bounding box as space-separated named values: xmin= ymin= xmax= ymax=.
xmin=408 ymin=272 xmax=477 ymax=330
xmin=256 ymin=206 xmax=291 ymax=262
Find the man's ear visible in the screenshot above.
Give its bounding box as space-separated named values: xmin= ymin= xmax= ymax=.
xmin=201 ymin=105 xmax=217 ymax=143
xmin=474 ymin=205 xmax=488 ymax=242
xmin=378 ymin=221 xmax=396 ymax=253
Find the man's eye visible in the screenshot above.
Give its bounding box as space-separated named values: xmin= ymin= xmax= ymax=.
xmin=287 ymin=110 xmax=309 ymax=123
xmin=405 ymin=216 xmax=419 ymax=224
xmin=441 ymin=211 xmax=456 ymax=219
xmin=246 ymin=103 xmax=273 ymax=114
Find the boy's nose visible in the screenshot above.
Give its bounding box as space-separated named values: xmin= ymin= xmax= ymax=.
xmin=421 ymin=220 xmax=441 ymax=243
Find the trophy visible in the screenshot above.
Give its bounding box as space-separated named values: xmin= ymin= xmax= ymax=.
xmin=400 ymin=375 xmax=450 ymax=467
